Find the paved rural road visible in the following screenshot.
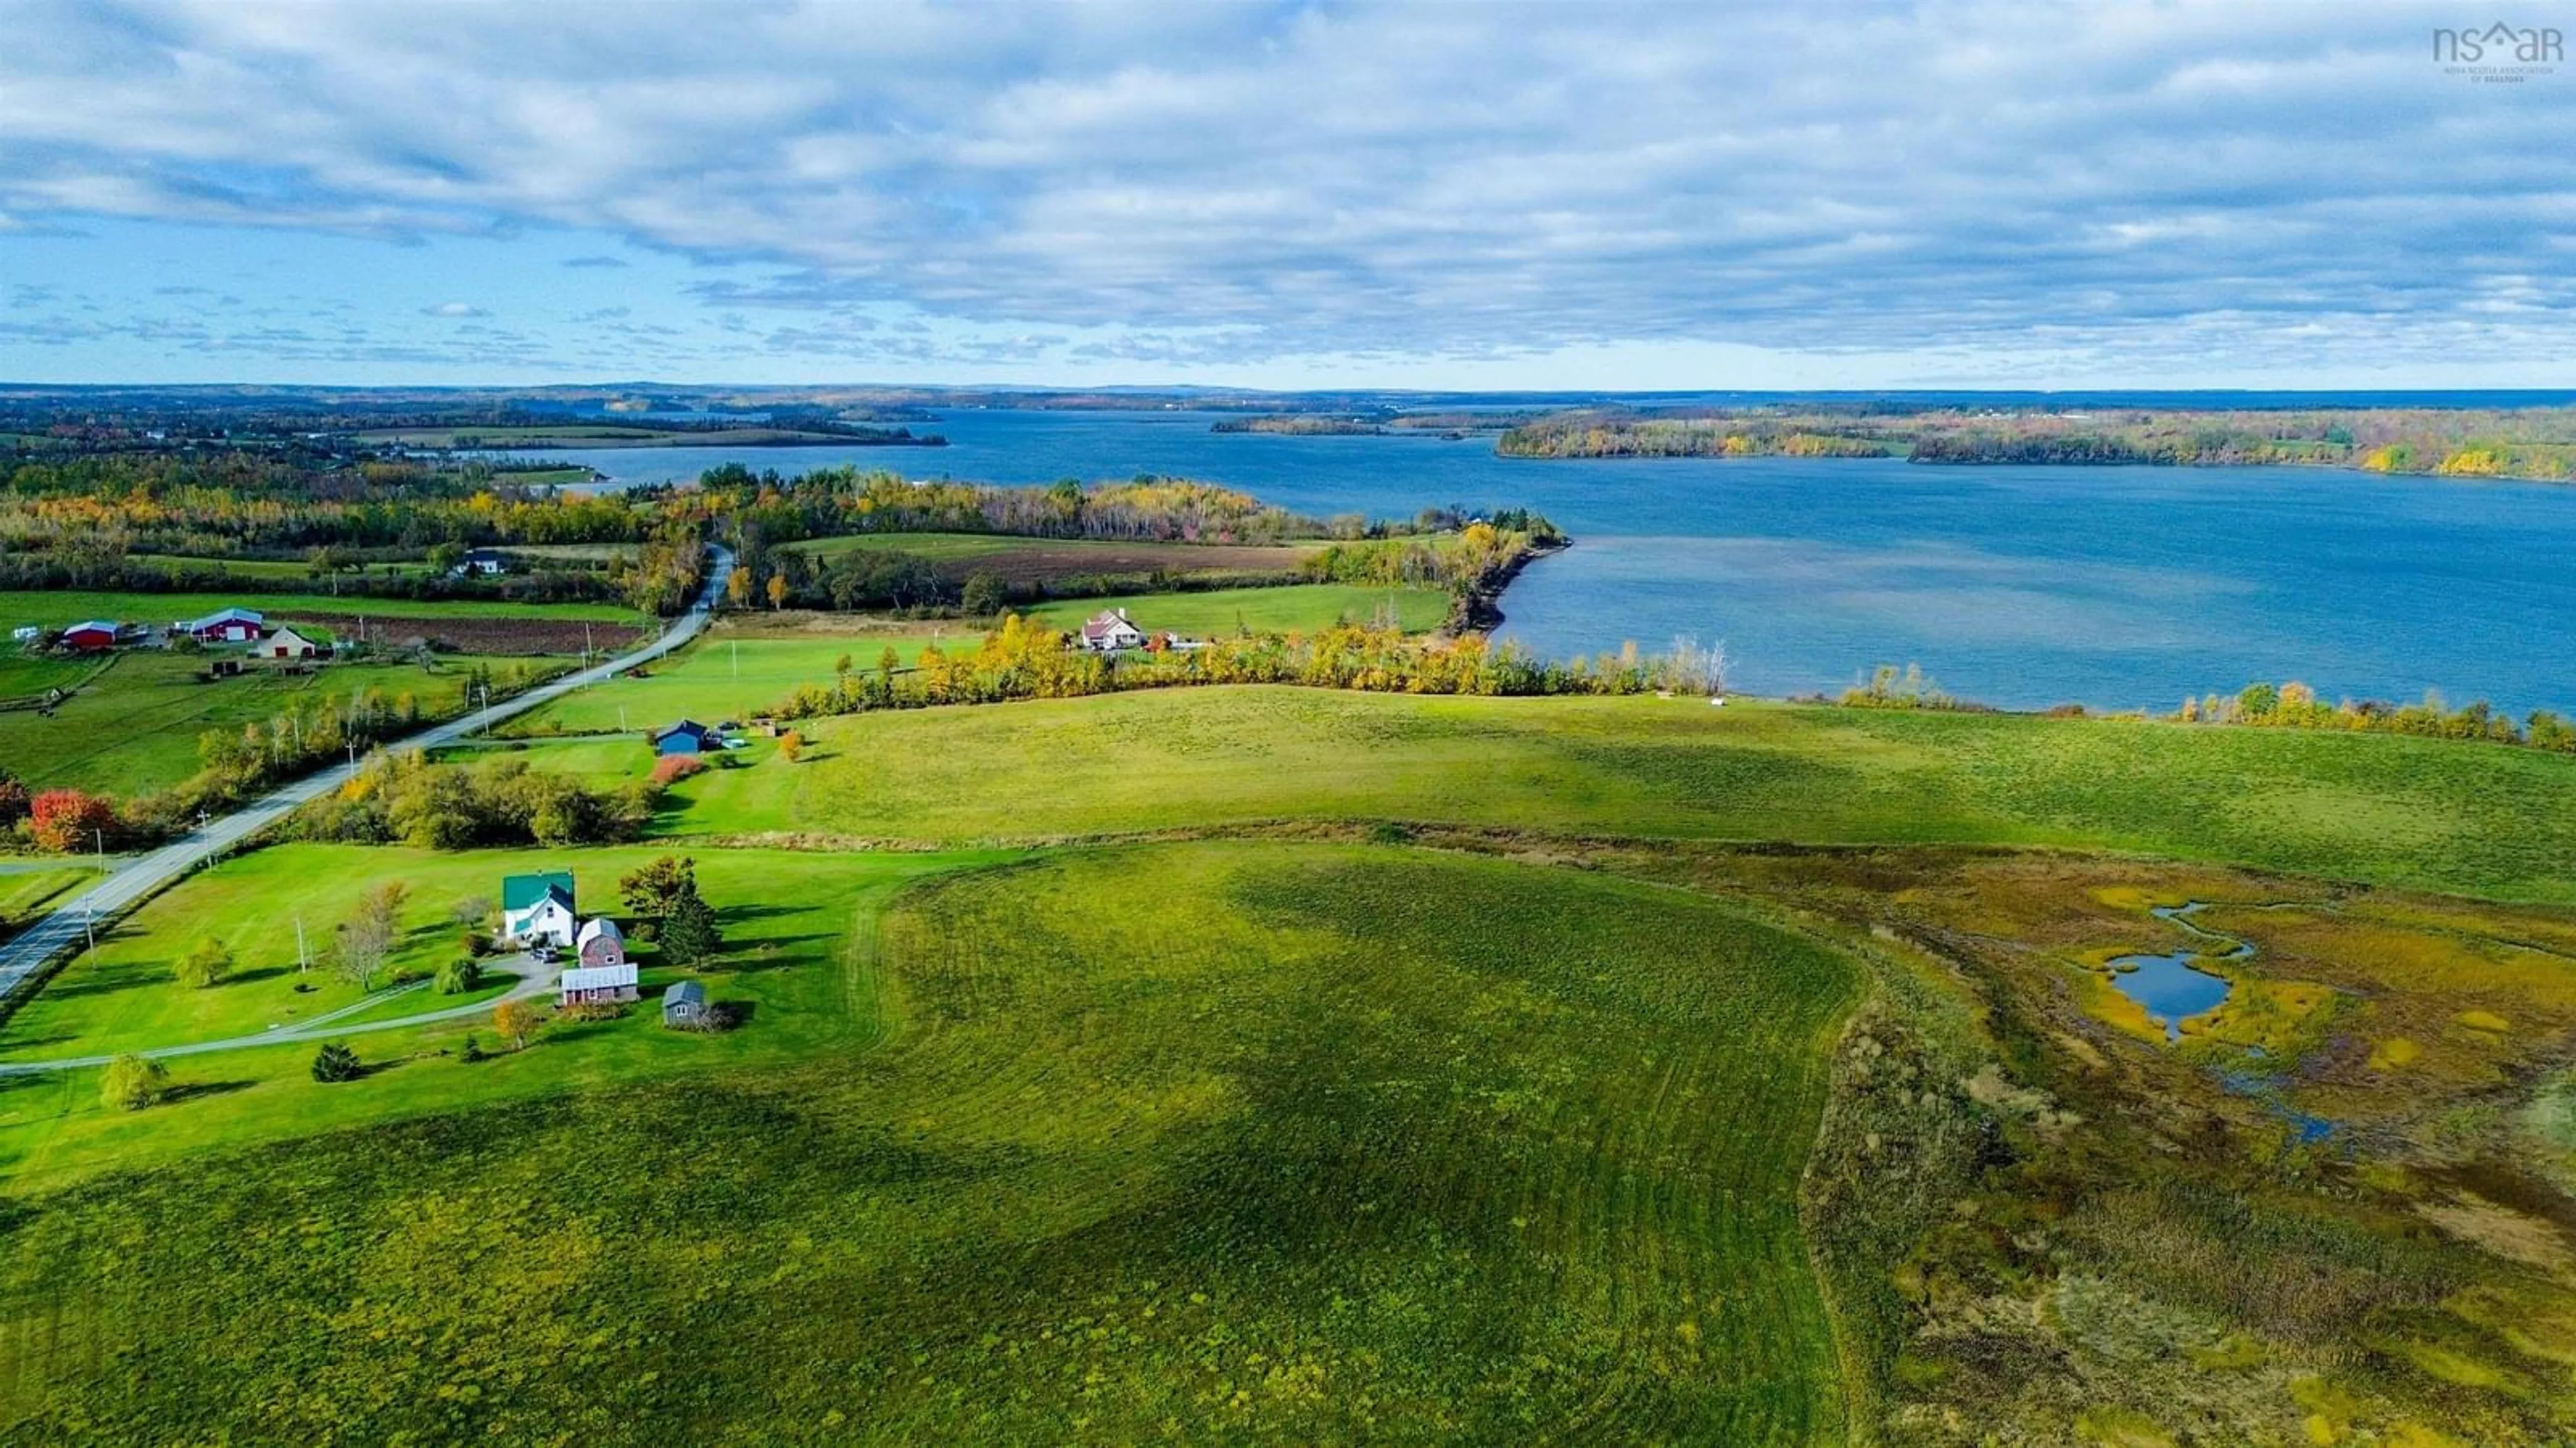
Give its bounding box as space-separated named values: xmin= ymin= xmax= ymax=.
xmin=0 ymin=953 xmax=558 ymax=1074
xmin=0 ymin=546 xmax=734 ymax=1007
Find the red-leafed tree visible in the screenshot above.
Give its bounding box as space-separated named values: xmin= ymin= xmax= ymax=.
xmin=28 ymin=789 xmax=117 ymax=854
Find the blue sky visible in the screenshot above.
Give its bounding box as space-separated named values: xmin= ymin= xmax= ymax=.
xmin=4 ymin=1 xmax=2573 ymax=389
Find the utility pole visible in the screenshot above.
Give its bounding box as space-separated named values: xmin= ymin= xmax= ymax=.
xmin=295 ymin=914 xmax=309 ymax=974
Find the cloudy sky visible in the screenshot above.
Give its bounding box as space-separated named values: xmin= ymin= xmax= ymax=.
xmin=3 ymin=1 xmax=2572 ymax=389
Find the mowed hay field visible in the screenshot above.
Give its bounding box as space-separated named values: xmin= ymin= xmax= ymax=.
xmin=504 ymin=584 xmax=1448 ymax=735
xmin=779 ymin=530 xmax=1326 ymax=581
xmin=0 ymin=869 xmax=95 ymax=936
xmin=0 ymin=650 xmax=541 ymax=796
xmin=0 ymin=843 xmax=1858 ymax=1445
xmin=774 ymin=688 xmax=2576 ymax=902
xmin=0 ymin=588 xmax=642 ymax=627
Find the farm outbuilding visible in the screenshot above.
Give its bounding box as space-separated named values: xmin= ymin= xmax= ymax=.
xmin=652 ymin=719 xmax=722 ymax=755
xmin=61 ymin=620 xmax=120 ymax=652
xmin=576 ymin=917 xmax=627 ymax=969
xmin=662 ymin=978 xmax=707 ymax=1028
xmin=182 ymin=607 xmax=266 ymax=644
xmin=558 ymin=962 xmax=639 ymax=1006
xmin=262 ymin=625 xmax=325 ymax=660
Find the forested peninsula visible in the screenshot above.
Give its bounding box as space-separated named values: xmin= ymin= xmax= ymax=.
xmin=1497 ymin=405 xmax=2576 ymax=479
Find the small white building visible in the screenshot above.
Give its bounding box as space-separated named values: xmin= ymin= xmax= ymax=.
xmin=262 ymin=625 xmax=325 ymax=660
xmin=1076 ymin=607 xmax=1149 ymax=653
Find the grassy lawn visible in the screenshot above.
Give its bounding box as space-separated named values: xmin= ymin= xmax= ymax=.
xmin=0 ymin=654 xmax=100 ymax=703
xmin=749 ymin=688 xmax=2576 ymax=902
xmin=0 ymin=651 xmax=543 ymax=796
xmin=441 ymin=733 xmax=808 ymax=833
xmin=1014 ymin=581 xmax=1447 ymax=635
xmin=0 ymin=842 xmax=1857 ymax=1443
xmin=0 ymin=869 xmax=96 ymax=936
xmin=0 ymin=843 xmax=998 ymax=1188
xmin=505 ymin=584 xmax=1444 ymax=735
xmin=504 ymin=625 xmax=971 ymax=735
xmin=0 ymin=588 xmax=642 ymax=628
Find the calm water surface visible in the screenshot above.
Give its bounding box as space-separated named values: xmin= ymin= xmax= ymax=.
xmin=528 ymin=409 xmax=2576 ymax=711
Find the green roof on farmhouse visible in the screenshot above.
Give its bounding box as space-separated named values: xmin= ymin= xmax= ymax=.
xmin=501 ymin=872 xmax=575 ymax=911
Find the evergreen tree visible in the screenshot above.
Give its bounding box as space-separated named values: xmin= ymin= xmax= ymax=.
xmin=660 ymin=889 xmax=723 ymax=968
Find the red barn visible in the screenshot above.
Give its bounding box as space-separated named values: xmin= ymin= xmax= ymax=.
xmin=61 ymin=620 xmax=119 ymax=652
xmin=184 ymin=607 xmax=265 ymax=643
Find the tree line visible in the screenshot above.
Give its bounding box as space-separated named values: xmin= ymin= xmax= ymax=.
xmin=287 ymin=750 xmax=660 ymax=849
xmin=767 ymin=613 xmax=1730 ymax=721
xmin=1494 ymin=404 xmax=2576 ymax=480
xmin=3 ymin=452 xmax=710 ymax=614
xmin=720 ymin=515 xmax=1560 ymax=621
xmin=2179 ymin=681 xmax=2576 ymax=753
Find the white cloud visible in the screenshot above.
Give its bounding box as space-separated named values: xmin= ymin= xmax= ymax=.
xmin=2 ymin=1 xmax=2573 ymax=376
xmin=422 ymin=301 xmax=488 ymax=318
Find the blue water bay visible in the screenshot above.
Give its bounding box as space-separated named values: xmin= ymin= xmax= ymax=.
xmin=534 ymin=409 xmax=2576 ymax=713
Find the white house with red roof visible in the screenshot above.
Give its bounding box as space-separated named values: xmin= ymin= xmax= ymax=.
xmin=1076 ymin=607 xmax=1149 ymax=653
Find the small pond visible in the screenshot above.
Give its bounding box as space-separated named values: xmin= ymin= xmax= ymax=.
xmin=2106 ymin=902 xmax=2249 ymax=1043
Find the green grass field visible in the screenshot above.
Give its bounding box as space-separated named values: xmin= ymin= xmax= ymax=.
xmin=505 ymin=584 xmax=1446 ymax=735
xmin=0 ymin=650 xmax=542 ymax=796
xmin=124 ymin=554 xmax=448 ymax=581
xmin=0 ymin=843 xmax=1856 ymax=1443
xmin=0 ymin=588 xmax=641 ymax=629
xmin=761 ymin=688 xmax=2576 ymax=902
xmin=0 ymin=654 xmax=100 ymax=703
xmin=11 ymin=668 xmax=2576 ymax=1441
xmin=0 ymin=843 xmax=996 ymax=1188
xmin=1014 ymin=582 xmax=1446 ymax=635
xmin=0 ymin=869 xmax=95 ymax=937
xmin=779 ymin=530 xmax=1324 ymax=578
xmin=502 ymin=624 xmax=972 ymax=735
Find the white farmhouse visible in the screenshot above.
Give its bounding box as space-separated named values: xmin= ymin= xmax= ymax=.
xmin=1076 ymin=607 xmax=1149 ymax=653
xmin=501 ymin=872 xmax=578 ymax=949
